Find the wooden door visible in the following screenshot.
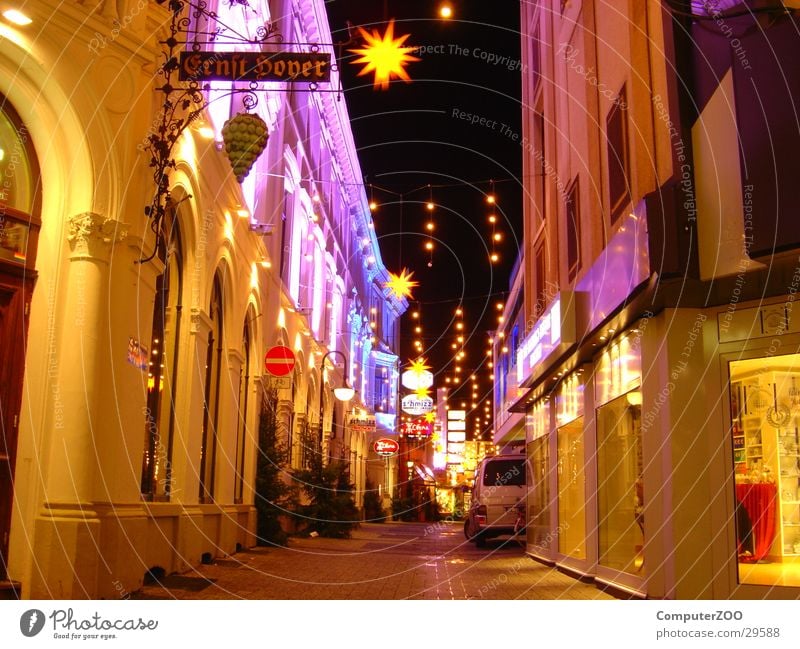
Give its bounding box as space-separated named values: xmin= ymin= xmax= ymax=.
xmin=0 ymin=274 xmax=32 ymax=579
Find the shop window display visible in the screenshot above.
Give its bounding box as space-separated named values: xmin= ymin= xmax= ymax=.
xmin=730 ymin=354 xmax=800 ymax=587
xmin=596 ymin=390 xmax=644 ymax=575
xmin=557 ymin=417 xmax=586 ymax=559
xmin=526 ymin=437 xmax=551 ymax=551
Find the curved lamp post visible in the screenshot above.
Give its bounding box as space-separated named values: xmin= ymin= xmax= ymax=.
xmin=320 ymin=350 xmax=354 ymax=443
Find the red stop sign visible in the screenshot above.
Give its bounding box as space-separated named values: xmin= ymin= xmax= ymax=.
xmin=264 ymin=345 xmax=296 ymax=377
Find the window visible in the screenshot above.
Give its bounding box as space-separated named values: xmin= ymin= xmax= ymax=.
xmin=607 ymin=85 xmax=630 ymax=222
xmin=234 ymin=319 xmax=251 ymax=503
xmin=199 ymin=274 xmax=224 ymax=502
xmin=483 ymin=459 xmax=525 ymax=487
xmin=730 ymin=354 xmax=800 ymax=588
xmin=534 ymin=241 xmax=546 ymax=317
xmin=374 ymin=366 xmax=388 ymax=411
xmin=529 ymin=21 xmax=541 ymax=92
xmin=141 ymin=212 xmax=183 ymax=501
xmin=565 ymin=178 xmax=580 ymax=281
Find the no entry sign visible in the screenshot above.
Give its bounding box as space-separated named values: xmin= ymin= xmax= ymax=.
xmin=264 ymin=345 xmax=296 ymax=377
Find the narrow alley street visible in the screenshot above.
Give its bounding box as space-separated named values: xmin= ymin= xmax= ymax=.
xmin=131 ymin=522 xmax=613 ymax=600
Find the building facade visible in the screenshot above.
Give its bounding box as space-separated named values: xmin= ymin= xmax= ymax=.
xmin=0 ymin=0 xmax=403 ymax=599
xmin=515 ymin=0 xmax=800 ymax=598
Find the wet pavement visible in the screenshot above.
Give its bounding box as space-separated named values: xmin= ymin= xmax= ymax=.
xmin=131 ymin=521 xmax=615 ymax=600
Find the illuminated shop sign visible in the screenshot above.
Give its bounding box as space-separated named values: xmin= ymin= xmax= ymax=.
xmin=400 ymin=420 xmax=432 ymax=437
xmin=517 ymin=291 xmax=581 ymax=386
xmin=401 ymin=369 xmax=434 ymax=390
xmin=373 ymin=438 xmax=399 ymax=456
xmin=401 ymin=395 xmax=434 ymax=415
xmin=179 ymin=51 xmax=331 ymax=83
xmin=346 ymin=414 xmax=376 ymax=434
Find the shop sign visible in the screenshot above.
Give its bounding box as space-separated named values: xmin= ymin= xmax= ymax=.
xmin=401 ymin=394 xmax=434 ymax=415
xmin=400 ymin=420 xmax=432 ymax=437
xmin=447 ymin=431 xmax=466 ymax=443
xmin=447 ymin=420 xmax=466 ymax=431
xmin=178 ymin=51 xmax=331 ymax=83
xmin=447 ymin=409 xmax=466 ymax=420
xmin=517 ymin=298 xmax=561 ymax=384
xmin=347 ymin=414 xmax=376 ymax=434
xmin=401 ymin=369 xmax=434 ymax=390
xmin=373 ymin=438 xmax=399 ymax=456
xmin=516 ymin=291 xmax=581 ymax=386
xmin=266 ymin=376 xmax=292 ymax=390
xmin=127 ymin=337 xmax=148 ymax=371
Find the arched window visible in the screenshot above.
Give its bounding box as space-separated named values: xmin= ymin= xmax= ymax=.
xmin=199 ymin=274 xmax=224 ymax=502
xmin=141 ymin=210 xmax=183 ymax=500
xmin=234 ymin=318 xmax=251 ymax=503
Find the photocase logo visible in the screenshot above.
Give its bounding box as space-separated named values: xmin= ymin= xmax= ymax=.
xmin=20 ymin=609 xmax=45 ymax=637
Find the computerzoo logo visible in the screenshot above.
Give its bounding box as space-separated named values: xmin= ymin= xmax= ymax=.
xmin=19 ymin=608 xmax=159 ymax=640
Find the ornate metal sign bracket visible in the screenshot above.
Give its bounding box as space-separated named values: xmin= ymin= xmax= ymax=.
xmin=141 ymin=0 xmax=340 ymax=263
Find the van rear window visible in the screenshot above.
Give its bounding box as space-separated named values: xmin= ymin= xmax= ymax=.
xmin=483 ymin=459 xmax=525 ymax=486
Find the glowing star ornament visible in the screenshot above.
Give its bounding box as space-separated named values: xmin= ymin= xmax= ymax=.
xmin=402 ymin=357 xmax=433 ymax=391
xmin=385 ymin=268 xmax=419 ymax=300
xmin=350 ymin=20 xmax=420 ymax=90
xmin=424 ymin=411 xmax=436 ymax=424
xmin=414 ymin=386 xmax=431 ymax=399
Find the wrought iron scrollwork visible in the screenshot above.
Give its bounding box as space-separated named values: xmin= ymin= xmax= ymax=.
xmin=141 ymin=0 xmax=290 ymax=262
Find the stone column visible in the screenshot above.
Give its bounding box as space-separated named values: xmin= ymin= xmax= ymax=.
xmin=30 ymin=213 xmax=128 ymax=598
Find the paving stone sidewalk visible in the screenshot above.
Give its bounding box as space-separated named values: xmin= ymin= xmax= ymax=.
xmin=132 ymin=521 xmax=614 ymax=600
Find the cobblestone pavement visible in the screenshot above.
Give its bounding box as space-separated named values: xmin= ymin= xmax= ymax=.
xmin=132 ymin=522 xmax=615 ymax=600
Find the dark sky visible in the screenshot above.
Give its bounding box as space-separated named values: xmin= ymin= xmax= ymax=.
xmin=326 ymin=1 xmax=522 ymax=436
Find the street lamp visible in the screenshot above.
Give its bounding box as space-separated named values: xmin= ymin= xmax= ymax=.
xmin=320 ymin=350 xmax=354 ymax=443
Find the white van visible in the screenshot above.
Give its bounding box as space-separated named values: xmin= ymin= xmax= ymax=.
xmin=464 ymin=453 xmax=527 ymax=547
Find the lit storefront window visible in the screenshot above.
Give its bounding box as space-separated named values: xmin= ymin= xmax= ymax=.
xmin=526 ymin=399 xmax=551 ymax=553
xmin=730 ymin=353 xmax=800 ymax=588
xmin=556 ymin=373 xmax=585 ymax=559
xmin=596 ymin=390 xmax=644 ymax=575
xmin=558 ymin=416 xmax=585 ymax=559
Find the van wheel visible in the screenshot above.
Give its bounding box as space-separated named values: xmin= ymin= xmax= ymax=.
xmin=463 ymin=520 xmax=472 ymax=540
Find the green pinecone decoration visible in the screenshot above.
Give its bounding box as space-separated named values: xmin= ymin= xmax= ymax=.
xmin=221 ymin=112 xmax=269 ymax=183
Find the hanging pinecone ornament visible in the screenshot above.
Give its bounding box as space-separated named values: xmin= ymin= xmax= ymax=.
xmin=221 ymin=113 xmax=269 ymax=183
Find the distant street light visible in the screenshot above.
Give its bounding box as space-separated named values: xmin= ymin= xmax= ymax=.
xmin=320 ymin=351 xmax=355 ymax=446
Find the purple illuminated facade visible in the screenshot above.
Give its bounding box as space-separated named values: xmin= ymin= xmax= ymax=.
xmin=516 ymin=1 xmax=800 ymax=598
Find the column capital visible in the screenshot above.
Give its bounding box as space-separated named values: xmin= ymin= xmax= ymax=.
xmin=67 ymin=212 xmax=129 ymax=262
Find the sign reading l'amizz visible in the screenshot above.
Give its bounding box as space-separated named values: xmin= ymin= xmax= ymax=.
xmin=179 ymin=51 xmax=331 ymax=83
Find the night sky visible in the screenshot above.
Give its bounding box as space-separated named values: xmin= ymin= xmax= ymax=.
xmin=326 ymin=1 xmax=522 ymax=437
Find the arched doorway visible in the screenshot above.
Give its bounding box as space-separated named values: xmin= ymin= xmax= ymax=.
xmin=0 ymin=95 xmax=41 ymax=579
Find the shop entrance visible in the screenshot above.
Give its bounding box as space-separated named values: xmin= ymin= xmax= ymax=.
xmin=730 ymin=353 xmax=800 ymax=587
xmin=0 ymin=95 xmax=41 ymax=582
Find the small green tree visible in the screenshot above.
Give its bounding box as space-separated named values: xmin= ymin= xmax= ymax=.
xmin=293 ymin=435 xmax=359 ymax=538
xmin=255 ymin=389 xmax=295 ymax=546
xmin=363 ymin=479 xmax=387 ymax=522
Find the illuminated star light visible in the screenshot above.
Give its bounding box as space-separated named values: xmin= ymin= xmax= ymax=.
xmin=424 ymin=411 xmax=436 ymax=423
xmin=407 ymin=357 xmax=431 ymax=376
xmin=414 ymin=386 xmax=431 ymax=399
xmin=385 ymin=268 xmax=419 ymax=300
xmin=350 ymin=20 xmax=420 ymax=90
